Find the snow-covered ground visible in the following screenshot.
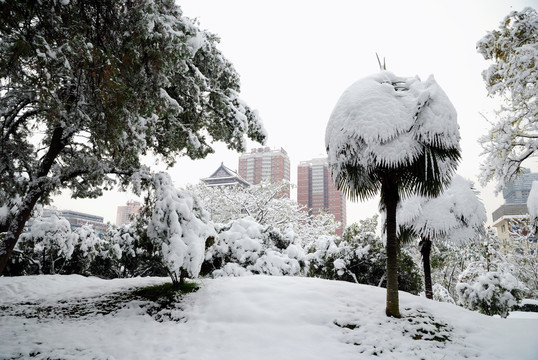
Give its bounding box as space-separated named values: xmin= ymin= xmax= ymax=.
xmin=1 ymin=275 xmax=537 ymax=360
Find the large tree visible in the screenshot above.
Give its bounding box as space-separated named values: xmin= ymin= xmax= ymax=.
xmin=397 ymin=175 xmax=486 ymax=299
xmin=478 ymin=7 xmax=538 ymax=192
xmin=326 ymin=70 xmax=460 ymax=317
xmin=0 ymin=0 xmax=266 ymax=274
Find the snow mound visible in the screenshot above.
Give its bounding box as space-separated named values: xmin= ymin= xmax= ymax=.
xmin=0 ymin=275 xmax=537 ymax=359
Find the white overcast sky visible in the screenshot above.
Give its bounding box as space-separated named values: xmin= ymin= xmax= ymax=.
xmin=53 ymin=0 xmax=538 ymax=226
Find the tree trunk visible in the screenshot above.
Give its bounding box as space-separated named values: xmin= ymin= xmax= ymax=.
xmin=382 ymin=176 xmax=401 ymax=318
xmin=0 ymin=127 xmax=66 ymax=275
xmin=0 ymin=192 xmax=43 ymax=275
xmin=420 ymin=237 xmax=433 ymax=299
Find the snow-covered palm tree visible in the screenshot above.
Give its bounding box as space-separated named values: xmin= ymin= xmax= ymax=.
xmin=397 ymin=175 xmax=486 ymax=299
xmin=326 ymin=70 xmax=460 ymax=317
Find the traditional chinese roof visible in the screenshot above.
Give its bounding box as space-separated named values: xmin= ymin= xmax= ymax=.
xmin=201 ymin=163 xmax=250 ymax=188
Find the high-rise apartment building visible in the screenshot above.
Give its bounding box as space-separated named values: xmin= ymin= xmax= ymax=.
xmin=238 ymin=147 xmax=290 ymax=197
xmin=297 ymin=157 xmax=346 ymax=233
xmin=502 ymin=169 xmax=538 ymax=204
xmin=116 ymin=200 xmax=141 ymax=226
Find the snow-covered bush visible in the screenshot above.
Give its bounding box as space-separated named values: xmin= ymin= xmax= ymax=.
xmin=101 ymin=223 xmax=163 ymax=278
xmin=426 ymin=241 xmax=474 ymax=301
xmin=147 ymin=173 xmax=216 ymax=285
xmin=432 ymin=284 xmax=456 ymax=304
xmin=203 ymin=217 xmax=306 ymax=277
xmin=62 ymin=225 xmax=114 ymax=276
xmin=455 ymin=229 xmax=525 ymax=317
xmin=456 ymin=271 xmax=523 ymax=318
xmin=307 ymin=216 xmax=422 ymax=294
xmin=499 ymin=218 xmax=538 ymax=299
xmin=17 ymin=214 xmax=75 ymax=274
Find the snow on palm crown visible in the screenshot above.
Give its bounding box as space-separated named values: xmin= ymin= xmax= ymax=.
xmin=325 ymin=71 xmax=460 ymax=190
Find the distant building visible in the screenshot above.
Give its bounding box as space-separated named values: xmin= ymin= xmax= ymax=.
xmin=502 ymin=169 xmax=538 ymax=204
xmin=201 ymin=163 xmax=250 ymax=188
xmin=59 ymin=210 xmax=108 ymax=235
xmin=297 ymin=157 xmax=346 ymax=234
xmin=492 ymin=169 xmax=538 ymax=243
xmin=492 ymin=209 xmax=529 ymax=243
xmin=26 ymin=208 xmax=108 ymax=235
xmin=116 ymin=200 xmax=142 ymax=226
xmin=238 ymin=147 xmax=290 ymax=197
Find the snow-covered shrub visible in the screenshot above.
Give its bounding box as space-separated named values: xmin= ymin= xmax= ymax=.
xmin=62 ymin=225 xmax=112 ymax=276
xmin=306 ymin=234 xmax=343 ymax=279
xmin=431 ymin=284 xmax=456 ymax=304
xmin=203 ymin=217 xmax=306 ymax=277
xmin=102 ymin=222 xmax=166 ymax=279
xmin=148 ymin=173 xmax=216 ymax=285
xmin=456 ymin=271 xmax=524 ymax=318
xmin=307 ymin=216 xmax=422 ymax=294
xmin=17 ymin=214 xmax=75 ymax=274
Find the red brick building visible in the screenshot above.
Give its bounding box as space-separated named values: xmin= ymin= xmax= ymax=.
xmin=297 ymin=157 xmax=346 ymax=234
xmin=238 ymin=147 xmax=290 ymax=198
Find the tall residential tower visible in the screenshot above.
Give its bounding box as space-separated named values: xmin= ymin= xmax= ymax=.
xmin=238 ymin=147 xmax=290 ymax=197
xmin=297 ymin=157 xmax=346 ymax=233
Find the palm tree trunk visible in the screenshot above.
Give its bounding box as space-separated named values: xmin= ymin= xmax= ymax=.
xmin=382 ymin=177 xmax=401 ymax=318
xmin=420 ymin=237 xmax=433 ymax=299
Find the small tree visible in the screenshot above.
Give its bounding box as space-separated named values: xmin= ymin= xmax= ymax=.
xmin=397 ymin=175 xmax=486 ymax=299
xmin=326 ymin=70 xmax=460 ymax=317
xmin=147 ymin=173 xmax=215 ymax=285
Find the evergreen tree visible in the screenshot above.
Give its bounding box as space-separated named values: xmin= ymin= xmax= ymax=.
xmin=0 ymin=0 xmax=265 ymax=274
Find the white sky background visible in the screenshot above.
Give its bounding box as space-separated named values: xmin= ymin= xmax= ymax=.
xmin=53 ymin=0 xmax=538 ymax=226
